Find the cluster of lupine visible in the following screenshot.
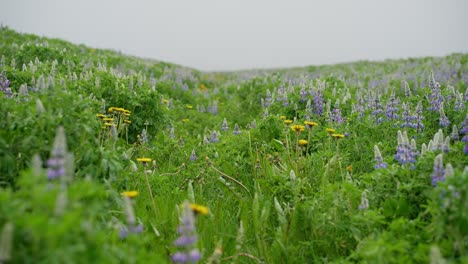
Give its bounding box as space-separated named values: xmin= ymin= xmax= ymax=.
xmin=461 ymin=114 xmax=468 ymax=154
xmin=431 ymin=154 xmax=445 ymax=186
xmin=0 ymin=71 xmax=12 ymax=98
xmin=171 ymin=202 xmax=203 ymax=263
xmin=394 ymin=130 xmax=419 ymax=168
xmin=120 ymin=195 xmax=144 ymax=239
xmin=46 ymin=127 xmax=67 ymax=180
xmin=428 ymin=73 xmax=443 ymax=112
xmin=385 ymin=92 xmax=399 ymax=121
xmin=373 ymin=145 xmax=388 ymax=169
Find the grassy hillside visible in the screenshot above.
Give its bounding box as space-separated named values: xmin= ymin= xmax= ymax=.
xmin=0 ymin=27 xmax=467 ymax=263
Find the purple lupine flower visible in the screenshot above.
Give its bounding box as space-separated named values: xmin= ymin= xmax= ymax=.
xmin=385 ymin=92 xmax=399 ymax=121
xmin=403 ymin=81 xmax=411 ymax=97
xmin=169 ymin=127 xmax=176 ymax=139
xmin=461 ymin=114 xmax=468 ymax=154
xmin=460 ymin=114 xmax=468 ymax=134
xmin=358 ymin=192 xmax=369 ymax=210
xmin=371 ymin=95 xmax=384 ymax=123
xmin=411 ymin=101 xmax=425 ymax=133
xmin=451 ymin=125 xmax=459 ymax=141
xmin=0 ymin=71 xmax=12 ymax=98
xmin=190 ymin=149 xmax=197 ymax=161
xmin=282 ymin=94 xmax=289 ymax=107
xmin=439 ymin=104 xmax=450 ymax=127
xmin=428 ymin=73 xmax=443 ymax=112
xmin=171 ymin=201 xmax=202 ymax=263
xmin=209 ymin=131 xmax=219 ymax=143
xmin=232 ymin=123 xmax=241 ymax=135
xmin=400 ymin=103 xmax=412 ymax=128
xmin=442 ymin=136 xmax=450 ymax=153
xmin=454 ymin=92 xmax=465 ymax=111
xmin=264 ymin=89 xmax=273 ymax=107
xmin=120 ymin=196 xmax=144 ymax=239
xmin=374 ymin=145 xmax=388 ymax=169
xmin=46 ymin=126 xmax=67 ymax=180
xmin=330 ymin=100 xmax=345 ymax=125
xmin=209 ymin=103 xmax=218 ymax=116
xmin=313 ymin=90 xmax=323 ymax=116
xmin=221 ymin=118 xmax=229 ymax=131
xmin=355 ymin=97 xmax=365 ymax=118
xmin=299 ymin=87 xmax=307 ymax=103
xmin=250 ymin=119 xmax=257 ymax=129
xmin=140 ymin=129 xmax=149 ymax=144
xmin=431 ymin=154 xmax=445 ymax=186
xmin=394 ymin=130 xmax=414 ymax=166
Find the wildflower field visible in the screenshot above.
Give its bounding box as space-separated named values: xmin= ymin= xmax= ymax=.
xmin=0 ymin=27 xmax=467 ymax=263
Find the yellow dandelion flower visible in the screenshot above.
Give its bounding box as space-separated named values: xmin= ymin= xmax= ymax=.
xmin=200 ymin=84 xmax=207 ymax=92
xmin=108 ymin=107 xmax=116 ymax=113
xmin=190 ymin=204 xmax=209 ymax=215
xmin=298 ymin=139 xmax=308 ymax=146
xmin=291 ymin=125 xmax=305 ymax=132
xmin=326 ymin=128 xmax=336 ymax=133
xmin=123 ymin=109 xmax=131 ymax=114
xmin=137 ymin=158 xmax=152 ymax=163
xmin=163 ymin=99 xmax=169 ymax=104
xmin=103 ymin=118 xmax=114 ymax=122
xmin=182 ymin=118 xmax=189 ymax=122
xmin=121 ymin=191 xmax=139 ymax=198
xmin=104 ymin=122 xmax=113 ymax=127
xmin=331 ymin=133 xmax=345 ymax=139
xmin=124 ymin=120 xmax=131 ymax=124
xmin=280 ymin=116 xmax=286 ymax=120
xmin=284 ymin=119 xmax=293 ymax=125
xmin=304 ymin=121 xmax=318 ymax=127
xmin=96 ymin=114 xmax=106 ymax=118
xmin=123 ymin=113 xmax=131 ymax=117
xmin=346 ymin=165 xmax=352 ymax=172
xmin=186 ymin=105 xmax=193 ymax=109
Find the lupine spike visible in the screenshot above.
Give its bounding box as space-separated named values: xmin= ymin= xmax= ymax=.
xmin=431 ymin=154 xmax=445 ymax=186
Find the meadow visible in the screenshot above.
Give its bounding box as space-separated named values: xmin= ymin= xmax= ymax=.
xmin=0 ymin=27 xmax=467 ymax=263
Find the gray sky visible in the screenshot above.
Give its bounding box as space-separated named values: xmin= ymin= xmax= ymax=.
xmin=1 ymin=0 xmax=468 ymax=71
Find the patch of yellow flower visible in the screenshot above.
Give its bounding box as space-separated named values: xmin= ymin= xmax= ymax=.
xmin=280 ymin=116 xmax=286 ymax=120
xmin=331 ymin=133 xmax=345 ymax=139
xmin=291 ymin=125 xmax=305 ymax=132
xmin=298 ymin=139 xmax=308 ymax=146
xmin=284 ymin=119 xmax=293 ymax=125
xmin=186 ymin=105 xmax=193 ymax=109
xmin=304 ymin=121 xmax=318 ymax=127
xmin=96 ymin=114 xmax=106 ymax=118
xmin=121 ymin=191 xmax=139 ymax=198
xmin=182 ymin=118 xmax=190 ymax=123
xmin=137 ymin=158 xmax=152 ymax=163
xmin=190 ymin=204 xmax=209 ymax=215
xmin=326 ymin=128 xmax=336 ymax=133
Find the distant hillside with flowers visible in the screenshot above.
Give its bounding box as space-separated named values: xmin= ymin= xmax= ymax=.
xmin=0 ymin=26 xmax=467 ymax=263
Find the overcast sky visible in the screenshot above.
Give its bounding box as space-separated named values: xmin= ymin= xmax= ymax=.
xmin=1 ymin=0 xmax=468 ymax=71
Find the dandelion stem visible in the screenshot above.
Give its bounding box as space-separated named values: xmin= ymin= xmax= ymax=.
xmin=210 ymin=165 xmax=251 ymax=196
xmin=144 ymin=168 xmax=158 ymax=219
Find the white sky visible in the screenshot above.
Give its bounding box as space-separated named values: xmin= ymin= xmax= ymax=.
xmin=1 ymin=0 xmax=468 ymax=71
